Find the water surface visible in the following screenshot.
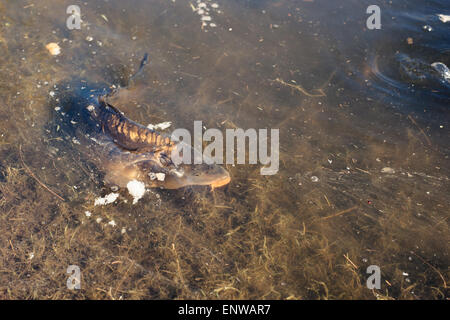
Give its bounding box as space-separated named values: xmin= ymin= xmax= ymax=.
xmin=0 ymin=0 xmax=448 ymax=299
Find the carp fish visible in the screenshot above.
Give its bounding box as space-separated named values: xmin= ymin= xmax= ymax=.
xmin=54 ymin=54 xmax=230 ymax=190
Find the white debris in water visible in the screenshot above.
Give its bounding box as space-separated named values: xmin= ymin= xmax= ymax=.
xmin=108 ymin=220 xmax=117 ymax=227
xmin=127 ymin=180 xmax=146 ymax=204
xmin=437 ymin=14 xmax=450 ymax=23
xmin=191 ymin=1 xmax=221 ymax=30
xmin=49 ymin=91 xmax=55 ymax=97
xmin=96 ymin=217 xmax=102 ymax=223
xmin=381 ymin=167 xmax=395 ymax=174
xmin=311 ymin=176 xmax=319 ymax=182
xmin=84 ymin=211 xmax=92 ymax=217
xmin=422 ymin=25 xmax=433 ymax=32
xmin=85 ymin=36 xmax=94 ymax=42
xmin=431 ymin=62 xmax=450 ymax=82
xmin=94 ymin=192 xmax=119 ymax=206
xmin=87 ymin=104 xmax=95 ymax=112
xmin=156 ymin=173 xmax=166 ymax=181
xmin=147 ymin=121 xmax=172 ymax=130
xmin=45 ymin=42 xmax=61 ymax=56
xmin=148 ymin=172 xmax=166 ymax=182
xmin=54 ymin=106 xmax=61 ymax=111
xmin=121 ymin=227 xmax=126 ymax=234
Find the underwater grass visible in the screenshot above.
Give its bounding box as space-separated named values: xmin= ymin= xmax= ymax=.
xmin=0 ymin=0 xmax=448 ymax=300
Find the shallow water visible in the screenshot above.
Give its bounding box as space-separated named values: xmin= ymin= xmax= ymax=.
xmin=0 ymin=0 xmax=448 ymax=299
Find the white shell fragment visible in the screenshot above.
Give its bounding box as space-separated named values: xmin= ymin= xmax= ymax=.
xmin=108 ymin=220 xmax=117 ymax=227
xmin=192 ymin=1 xmax=221 ymax=30
xmin=147 ymin=172 xmax=165 ymax=181
xmin=437 ymin=14 xmax=450 ymax=23
xmin=94 ymin=193 xmax=119 ymax=206
xmin=431 ymin=62 xmax=450 ymax=82
xmin=147 ymin=121 xmax=172 ymax=130
xmin=127 ymin=180 xmax=146 ymax=204
xmin=155 ymin=173 xmax=166 ymax=181
xmin=46 ymin=42 xmax=61 ymax=56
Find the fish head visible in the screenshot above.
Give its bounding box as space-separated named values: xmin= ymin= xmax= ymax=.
xmin=158 ymin=140 xmax=231 ymax=189
xmin=104 ymin=150 xmax=230 ymax=190
xmin=159 ymin=162 xmax=231 ymax=189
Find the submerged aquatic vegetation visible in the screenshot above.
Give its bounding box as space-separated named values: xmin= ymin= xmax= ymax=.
xmin=0 ymin=0 xmax=448 ymax=300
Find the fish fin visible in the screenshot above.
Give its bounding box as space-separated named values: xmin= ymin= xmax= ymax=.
xmin=100 ymin=53 xmax=149 ymax=101
xmin=128 ymin=53 xmax=149 ymax=84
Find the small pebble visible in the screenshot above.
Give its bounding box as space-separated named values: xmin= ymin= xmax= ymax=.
xmin=45 ymin=42 xmax=61 ymax=56
xmin=381 ymin=167 xmax=395 ymax=174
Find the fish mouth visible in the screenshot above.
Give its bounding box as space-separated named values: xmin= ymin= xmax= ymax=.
xmin=160 ymin=163 xmax=231 ymax=189
xmin=100 ymin=137 xmax=231 ymax=190
xmin=209 ymin=173 xmax=231 ymax=189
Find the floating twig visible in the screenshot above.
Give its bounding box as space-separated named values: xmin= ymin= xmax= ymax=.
xmin=273 ymin=78 xmax=326 ymax=97
xmin=343 ymin=253 xmax=358 ymax=269
xmin=407 ymin=114 xmax=432 ymax=146
xmin=319 ymin=206 xmax=358 ymax=221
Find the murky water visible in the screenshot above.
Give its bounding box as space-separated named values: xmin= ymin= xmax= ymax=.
xmin=0 ymin=0 xmax=448 ymax=299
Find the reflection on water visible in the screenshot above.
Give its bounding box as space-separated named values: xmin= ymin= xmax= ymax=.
xmin=0 ymin=0 xmax=448 ymax=299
